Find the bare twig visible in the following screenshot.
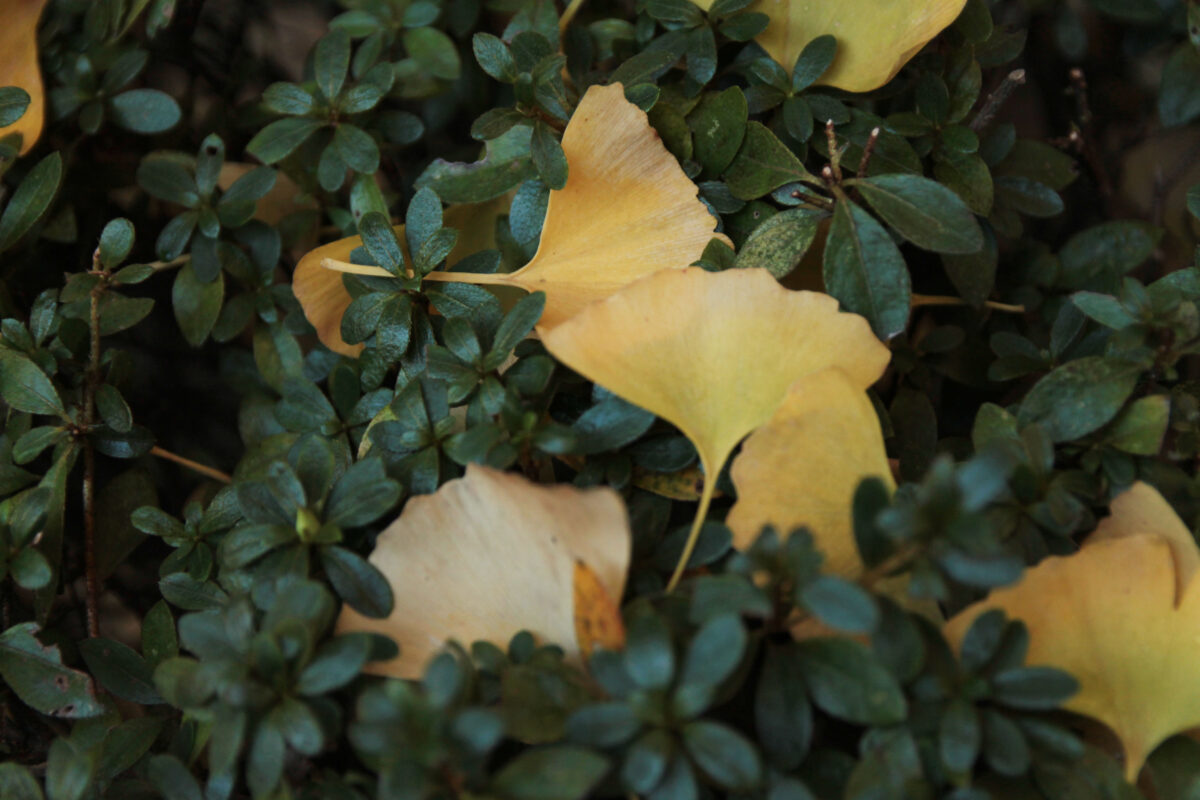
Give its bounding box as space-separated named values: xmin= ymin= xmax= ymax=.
xmin=82 ymin=249 xmax=103 ymax=639
xmin=969 ymin=69 xmax=1027 ymax=133
xmin=857 ymin=127 xmax=881 ymax=175
xmin=824 ymin=120 xmax=843 ymax=181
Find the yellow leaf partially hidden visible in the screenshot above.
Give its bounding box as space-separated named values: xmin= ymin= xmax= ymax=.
xmin=218 ymin=163 xmax=316 ymax=227
xmin=945 ymin=482 xmax=1200 ymax=781
xmin=1086 ymin=480 xmax=1200 ymax=596
xmin=336 ymin=464 xmax=631 ymax=679
xmin=541 ymin=267 xmax=889 ymax=589
xmin=728 ymin=367 xmax=893 ymax=578
xmin=573 ymin=560 xmax=626 ymax=659
xmin=319 ymin=82 xmax=726 ymax=330
xmin=292 ymin=195 xmax=509 ymax=356
xmin=688 ymin=0 xmax=967 ymax=93
xmin=0 ymin=0 xmax=50 ymax=155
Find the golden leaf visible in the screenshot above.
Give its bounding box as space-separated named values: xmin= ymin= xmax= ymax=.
xmin=336 ymin=464 xmax=630 ymax=679
xmin=727 ymin=367 xmax=893 ymax=578
xmin=945 ymin=482 xmax=1200 ymax=781
xmin=573 ymin=560 xmax=626 ymax=659
xmin=541 ymin=267 xmax=890 ymax=589
xmin=688 ymin=0 xmax=968 ymax=93
xmin=292 ymin=195 xmax=509 ymax=356
xmin=318 ymin=82 xmax=726 ymax=330
xmin=0 ymin=0 xmax=50 ymax=155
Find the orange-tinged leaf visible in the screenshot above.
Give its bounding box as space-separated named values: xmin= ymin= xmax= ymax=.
xmin=292 ymin=195 xmax=509 ymax=356
xmin=573 ymin=560 xmax=626 ymax=659
xmin=689 ymin=0 xmax=967 ymax=93
xmin=945 ymin=483 xmax=1200 ymax=781
xmin=728 ymin=367 xmax=893 ymax=577
xmin=336 ymin=464 xmax=630 ymax=679
xmin=319 ymin=82 xmax=726 ymax=330
xmin=541 ymin=267 xmax=889 ymax=588
xmin=0 ymin=0 xmax=50 ymax=155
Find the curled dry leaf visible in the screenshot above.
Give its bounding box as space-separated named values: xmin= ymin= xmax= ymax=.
xmin=0 ymin=0 xmax=50 ymax=155
xmin=945 ymin=481 xmax=1200 ymax=781
xmin=317 ymin=82 xmax=726 ymax=330
xmin=336 ymin=464 xmax=630 ymax=678
xmin=292 ymin=195 xmax=509 ymax=356
xmin=541 ymin=267 xmax=889 ymax=590
xmin=727 ymin=366 xmax=893 ymax=578
xmin=689 ymin=0 xmax=967 ymax=93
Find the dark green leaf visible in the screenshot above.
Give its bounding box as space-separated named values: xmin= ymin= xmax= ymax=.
xmin=109 ymin=89 xmax=181 ymax=133
xmin=315 ymin=29 xmax=352 ymax=100
xmin=733 ymin=207 xmax=822 ymax=277
xmin=491 ymin=746 xmax=610 ymax=800
xmin=78 ymin=637 xmax=161 ymax=704
xmin=1017 ymin=356 xmax=1142 ymax=442
xmin=795 ymin=637 xmax=906 ymax=725
xmin=0 ymin=623 xmax=105 ymax=718
xmin=531 ymin=123 xmax=568 ymax=190
xmin=724 ymin=122 xmax=816 ymax=200
xmin=0 ymin=352 xmax=64 ymax=416
xmin=172 ymin=262 xmax=224 ymax=347
xmin=791 ymin=35 xmax=836 ymax=92
xmin=822 ymin=199 xmax=911 ymax=339
xmin=0 ymin=152 xmax=63 ymax=252
xmin=246 ymin=118 xmax=324 ymax=164
xmin=321 ymin=545 xmax=394 ymax=619
xmin=853 ymin=174 xmax=983 ymax=254
xmin=681 ymin=721 xmax=762 ymax=791
xmin=689 ymin=87 xmax=748 ymax=176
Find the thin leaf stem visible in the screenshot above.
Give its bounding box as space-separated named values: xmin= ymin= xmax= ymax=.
xmin=665 ymin=462 xmax=718 ymax=593
xmin=150 ymin=446 xmax=233 ymax=484
xmin=559 ymin=0 xmax=588 ymax=34
xmin=910 ymin=294 xmax=1025 ymax=314
xmin=82 ymin=249 xmax=103 ymax=638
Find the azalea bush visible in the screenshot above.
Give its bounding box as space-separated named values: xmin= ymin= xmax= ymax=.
xmin=1 ymin=0 xmax=1200 ymax=797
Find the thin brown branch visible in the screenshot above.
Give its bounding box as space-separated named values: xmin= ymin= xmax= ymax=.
xmin=911 ymin=293 xmax=1025 ymax=314
xmin=82 ymin=249 xmax=103 ymax=639
xmin=969 ymin=69 xmax=1027 ymax=133
xmin=857 ymin=126 xmax=881 ymax=175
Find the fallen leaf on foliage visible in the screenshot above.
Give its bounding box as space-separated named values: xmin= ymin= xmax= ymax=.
xmin=336 ymin=464 xmax=630 ymax=678
xmin=945 ymin=481 xmax=1200 ymax=781
xmin=0 ymin=0 xmax=50 ymax=155
xmin=318 ymin=82 xmax=726 ymax=330
xmin=689 ymin=0 xmax=967 ymax=93
xmin=293 ymin=195 xmax=509 ymax=356
xmin=541 ymin=267 xmax=889 ymax=589
xmin=218 ymin=163 xmax=315 ymax=227
xmin=728 ymin=366 xmax=892 ymax=578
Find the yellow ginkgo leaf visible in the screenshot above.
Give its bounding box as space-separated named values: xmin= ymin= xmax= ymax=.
xmin=945 ymin=483 xmax=1200 ymax=781
xmin=319 ymin=82 xmax=726 ymax=330
xmin=1085 ymin=480 xmax=1200 ymax=595
xmin=336 ymin=464 xmax=631 ymax=679
xmin=293 ymin=195 xmax=509 ymax=356
xmin=541 ymin=267 xmax=890 ymax=590
xmin=727 ymin=367 xmax=893 ymax=578
xmin=0 ymin=0 xmax=50 ymax=155
xmin=688 ymin=0 xmax=967 ymax=93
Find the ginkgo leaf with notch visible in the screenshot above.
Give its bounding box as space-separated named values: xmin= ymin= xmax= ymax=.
xmin=945 ymin=481 xmax=1200 ymax=782
xmin=541 ymin=268 xmax=890 ymax=591
xmin=336 ymin=464 xmax=630 ymax=678
xmin=727 ymin=367 xmax=893 ymax=579
xmin=316 ymin=82 xmax=727 ymax=331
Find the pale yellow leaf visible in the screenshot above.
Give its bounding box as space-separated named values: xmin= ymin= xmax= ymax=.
xmin=688 ymin=0 xmax=968 ymax=93
xmin=945 ymin=483 xmax=1200 ymax=781
xmin=728 ymin=367 xmax=893 ymax=578
xmin=336 ymin=464 xmax=631 ymax=678
xmin=318 ymin=82 xmax=727 ymax=330
xmin=540 ymin=267 xmax=889 ymax=588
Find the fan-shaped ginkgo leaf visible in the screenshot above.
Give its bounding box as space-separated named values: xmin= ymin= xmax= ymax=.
xmin=688 ymin=0 xmax=967 ymax=93
xmin=727 ymin=367 xmax=893 ymax=578
xmin=336 ymin=464 xmax=630 ymax=679
xmin=293 ymin=195 xmax=509 ymax=356
xmin=945 ymin=482 xmax=1200 ymax=781
xmin=0 ymin=0 xmax=50 ymax=155
xmin=541 ymin=267 xmax=890 ymax=590
xmin=319 ymin=82 xmax=726 ymax=330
